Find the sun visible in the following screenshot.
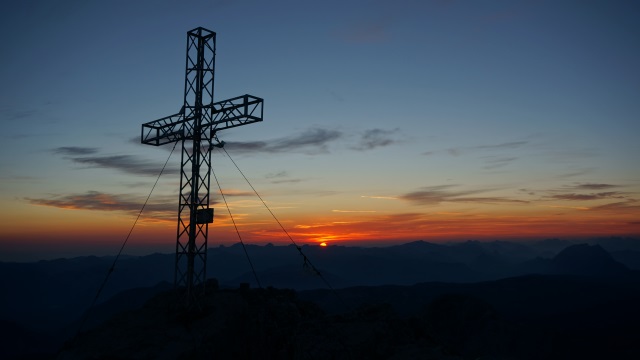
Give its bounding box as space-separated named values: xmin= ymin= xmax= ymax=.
xmin=319 ymin=242 xmax=328 ymax=247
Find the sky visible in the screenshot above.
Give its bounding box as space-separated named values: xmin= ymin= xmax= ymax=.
xmin=1 ymin=0 xmax=639 ymax=261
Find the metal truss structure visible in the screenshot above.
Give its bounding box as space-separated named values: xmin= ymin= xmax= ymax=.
xmin=141 ymin=27 xmax=263 ymax=307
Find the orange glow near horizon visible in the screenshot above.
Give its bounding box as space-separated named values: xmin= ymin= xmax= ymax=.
xmin=2 ymin=195 xmax=639 ymax=259
xmin=235 ymin=207 xmax=639 ymax=243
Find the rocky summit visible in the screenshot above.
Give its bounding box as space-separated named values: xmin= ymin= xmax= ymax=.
xmin=58 ymin=281 xmax=460 ymax=360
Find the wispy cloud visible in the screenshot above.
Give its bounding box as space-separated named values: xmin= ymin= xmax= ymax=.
xmin=539 ymin=205 xmax=590 ymax=211
xmin=400 ymin=185 xmax=527 ymax=205
xmin=53 ymin=146 xmax=99 ymax=156
xmin=590 ymin=200 xmax=640 ymax=212
xmin=361 ymin=195 xmax=399 ymax=200
xmin=332 ymin=210 xmax=377 ymax=213
xmin=544 ymin=183 xmax=628 ymax=202
xmin=423 ymin=141 xmax=529 ymax=157
xmin=549 ymin=192 xmax=625 ymax=201
xmin=54 ymin=147 xmax=177 ymax=176
xmin=351 ymin=128 xmax=401 ymax=151
xmin=26 ymin=191 xmax=176 ymax=219
xmin=212 ymin=127 xmax=404 ymax=155
xmin=265 ymin=171 xmax=288 ymax=179
xmin=225 ymin=128 xmax=342 ymax=155
xmin=71 ymin=154 xmax=178 ymax=176
xmin=264 ymin=170 xmax=306 ymax=184
xmin=556 ymin=168 xmax=594 ymax=179
xmin=481 ymin=156 xmax=518 ymax=170
xmin=570 ymin=183 xmax=618 ymax=190
xmin=534 ymin=183 xmax=640 ymax=215
xmin=475 ymin=141 xmax=528 ymax=150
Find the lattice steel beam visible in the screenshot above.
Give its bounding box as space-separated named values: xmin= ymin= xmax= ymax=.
xmin=140 ymin=27 xmax=263 ymax=308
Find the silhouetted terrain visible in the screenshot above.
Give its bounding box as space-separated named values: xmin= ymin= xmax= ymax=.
xmin=58 ymin=284 xmax=463 ymax=359
xmin=1 ymin=238 xmax=639 ymax=359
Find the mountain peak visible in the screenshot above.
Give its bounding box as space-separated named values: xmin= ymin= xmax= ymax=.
xmin=552 ymin=243 xmax=628 ymax=277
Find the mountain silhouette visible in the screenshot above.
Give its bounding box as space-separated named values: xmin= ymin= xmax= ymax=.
xmin=56 ymin=273 xmax=640 ymax=360
xmin=2 ymin=239 xmax=639 ymax=359
xmin=58 ymin=285 xmax=462 ymax=360
xmin=551 ymin=243 xmax=629 ymax=277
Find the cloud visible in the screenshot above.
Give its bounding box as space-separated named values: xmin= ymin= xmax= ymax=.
xmin=53 ymin=146 xmax=99 ymax=156
xmin=70 ymin=154 xmax=178 ymax=176
xmin=224 ymin=128 xmax=342 ymax=155
xmin=220 ymin=127 xmax=402 ymax=155
xmin=549 ymin=192 xmax=626 ymax=201
xmin=54 ymin=146 xmax=178 ymax=177
xmin=482 ymin=156 xmax=518 ymax=170
xmin=265 ymin=171 xmax=288 ymax=179
xmin=539 ymin=205 xmax=590 ymax=211
xmin=400 ymin=185 xmax=528 ymax=205
xmin=351 ymin=128 xmax=401 ymax=151
xmin=590 ymin=200 xmax=640 ymax=212
xmin=570 ymin=183 xmax=618 ymax=190
xmin=332 ymin=210 xmax=377 ymax=213
xmin=556 ymin=169 xmax=594 ymax=179
xmin=475 ymin=141 xmax=528 ymax=150
xmin=361 ymin=195 xmax=399 ymax=200
xmin=542 ymin=183 xmax=629 ymax=202
xmin=425 ymin=141 xmax=529 ymax=157
xmin=26 ymin=191 xmax=176 ymax=218
xmin=263 ymin=170 xmax=306 ymax=184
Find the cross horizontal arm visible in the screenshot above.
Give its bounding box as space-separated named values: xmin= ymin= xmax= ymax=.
xmin=208 ymin=94 xmax=263 ymax=132
xmin=141 ymin=110 xmax=185 ymax=146
xmin=141 ymin=94 xmax=263 ymax=146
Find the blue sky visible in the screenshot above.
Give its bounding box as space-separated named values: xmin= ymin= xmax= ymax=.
xmin=1 ymin=0 xmax=639 ymax=261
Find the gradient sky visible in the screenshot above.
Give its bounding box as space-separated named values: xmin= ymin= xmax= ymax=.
xmin=1 ymin=0 xmax=639 ymax=261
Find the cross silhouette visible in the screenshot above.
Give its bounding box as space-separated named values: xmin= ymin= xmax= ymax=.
xmin=140 ymin=27 xmax=263 ymax=307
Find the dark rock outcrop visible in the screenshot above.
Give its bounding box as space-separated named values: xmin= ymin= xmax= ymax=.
xmin=58 ymin=285 xmax=460 ymax=360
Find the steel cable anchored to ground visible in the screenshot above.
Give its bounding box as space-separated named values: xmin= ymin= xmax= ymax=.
xmin=77 ymin=141 xmax=178 ymax=335
xmin=218 ymin=146 xmax=352 ymax=311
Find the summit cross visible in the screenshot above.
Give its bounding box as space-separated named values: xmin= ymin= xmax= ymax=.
xmin=140 ymin=27 xmax=263 ymax=307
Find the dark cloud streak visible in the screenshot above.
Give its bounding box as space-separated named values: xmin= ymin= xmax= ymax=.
xmin=225 ymin=128 xmax=342 ymax=155
xmin=572 ymin=183 xmax=618 ymax=190
xmin=26 ymin=191 xmax=176 ymax=218
xmin=550 ymin=192 xmax=626 ymax=201
xmin=54 ymin=146 xmax=99 ymax=156
xmin=424 ymin=141 xmax=529 ymax=157
xmin=53 ymin=146 xmax=177 ymax=176
xmin=71 ymin=155 xmax=178 ymax=176
xmin=351 ymin=128 xmax=401 ymax=151
xmin=400 ymin=185 xmax=527 ymax=205
xmin=476 ymin=141 xmax=528 ymax=150
xmin=482 ymin=156 xmax=518 ymax=170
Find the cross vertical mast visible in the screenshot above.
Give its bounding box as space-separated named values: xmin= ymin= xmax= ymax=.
xmin=140 ymin=27 xmax=264 ymax=307
xmin=177 ymin=28 xmax=216 ymax=306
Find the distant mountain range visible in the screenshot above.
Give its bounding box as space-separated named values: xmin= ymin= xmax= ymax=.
xmin=1 ymin=237 xmax=639 ymax=359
